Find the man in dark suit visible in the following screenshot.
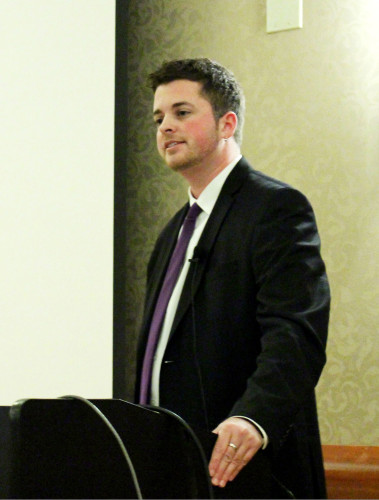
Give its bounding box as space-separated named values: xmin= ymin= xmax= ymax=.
xmin=135 ymin=58 xmax=330 ymax=498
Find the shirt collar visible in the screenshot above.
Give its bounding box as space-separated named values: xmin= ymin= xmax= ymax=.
xmin=188 ymin=154 xmax=242 ymax=215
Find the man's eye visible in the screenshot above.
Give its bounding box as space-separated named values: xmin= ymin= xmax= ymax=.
xmin=177 ymin=110 xmax=190 ymax=117
xmin=154 ymin=118 xmax=163 ymax=126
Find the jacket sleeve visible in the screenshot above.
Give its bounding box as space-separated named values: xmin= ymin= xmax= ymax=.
xmin=230 ymin=186 xmax=330 ymax=452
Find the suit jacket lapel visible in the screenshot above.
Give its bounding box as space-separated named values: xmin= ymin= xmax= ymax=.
xmin=169 ymin=158 xmax=251 ymax=339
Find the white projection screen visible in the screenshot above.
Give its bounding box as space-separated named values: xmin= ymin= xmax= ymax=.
xmin=0 ymin=0 xmax=116 ymax=405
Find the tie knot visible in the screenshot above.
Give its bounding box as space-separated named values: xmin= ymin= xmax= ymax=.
xmin=186 ymin=202 xmax=202 ymax=221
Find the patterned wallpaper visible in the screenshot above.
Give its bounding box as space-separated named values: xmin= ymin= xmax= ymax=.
xmin=124 ymin=0 xmax=379 ymax=445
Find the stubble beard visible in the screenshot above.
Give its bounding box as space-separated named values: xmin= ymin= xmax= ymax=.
xmin=163 ymin=148 xmax=202 ymax=173
xmin=163 ymin=139 xmax=219 ymax=174
xmin=169 ymin=157 xmax=200 ymax=173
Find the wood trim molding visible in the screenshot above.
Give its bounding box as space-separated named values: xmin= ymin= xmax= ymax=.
xmin=323 ymin=445 xmax=379 ymax=499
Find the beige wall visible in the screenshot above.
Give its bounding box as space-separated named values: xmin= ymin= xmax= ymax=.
xmin=125 ymin=0 xmax=379 ymax=445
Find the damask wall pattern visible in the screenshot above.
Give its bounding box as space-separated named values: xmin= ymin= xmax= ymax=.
xmin=123 ymin=0 xmax=379 ymax=445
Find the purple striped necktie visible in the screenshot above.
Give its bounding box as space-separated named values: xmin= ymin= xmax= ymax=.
xmin=139 ymin=202 xmax=202 ymax=404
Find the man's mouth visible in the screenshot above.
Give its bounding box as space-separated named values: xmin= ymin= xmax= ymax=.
xmin=165 ymin=141 xmax=185 ymax=150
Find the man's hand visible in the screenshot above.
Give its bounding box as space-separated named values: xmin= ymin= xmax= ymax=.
xmin=209 ymin=417 xmax=263 ymax=488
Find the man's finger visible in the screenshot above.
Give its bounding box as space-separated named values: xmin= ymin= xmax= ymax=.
xmin=212 ymin=440 xmax=251 ymax=487
xmin=209 ymin=417 xmax=263 ymax=487
xmin=208 ymin=430 xmax=232 ymax=477
xmin=217 ymin=444 xmax=255 ymax=486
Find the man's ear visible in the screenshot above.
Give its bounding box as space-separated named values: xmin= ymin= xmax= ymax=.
xmin=219 ymin=111 xmax=238 ymax=140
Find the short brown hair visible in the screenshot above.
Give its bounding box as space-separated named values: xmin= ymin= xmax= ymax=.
xmin=148 ymin=58 xmax=245 ymax=145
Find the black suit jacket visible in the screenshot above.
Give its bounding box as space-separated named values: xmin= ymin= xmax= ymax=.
xmin=136 ymin=157 xmax=330 ymax=498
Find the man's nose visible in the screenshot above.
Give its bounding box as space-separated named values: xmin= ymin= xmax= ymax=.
xmin=159 ymin=115 xmax=175 ymax=133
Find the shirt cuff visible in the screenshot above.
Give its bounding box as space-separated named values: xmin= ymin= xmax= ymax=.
xmin=233 ymin=415 xmax=269 ymax=450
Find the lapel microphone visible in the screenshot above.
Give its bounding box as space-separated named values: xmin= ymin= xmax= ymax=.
xmin=188 ymin=246 xmax=207 ymax=264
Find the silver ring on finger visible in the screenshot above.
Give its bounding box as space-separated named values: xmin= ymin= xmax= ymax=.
xmin=228 ymin=442 xmax=238 ymax=451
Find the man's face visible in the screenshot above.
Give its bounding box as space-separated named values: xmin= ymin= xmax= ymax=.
xmin=153 ymin=79 xmax=222 ymax=172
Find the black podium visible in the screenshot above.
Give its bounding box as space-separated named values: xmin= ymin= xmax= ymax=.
xmin=7 ymin=397 xmax=213 ymax=499
xmin=0 ymin=398 xmax=288 ymax=499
